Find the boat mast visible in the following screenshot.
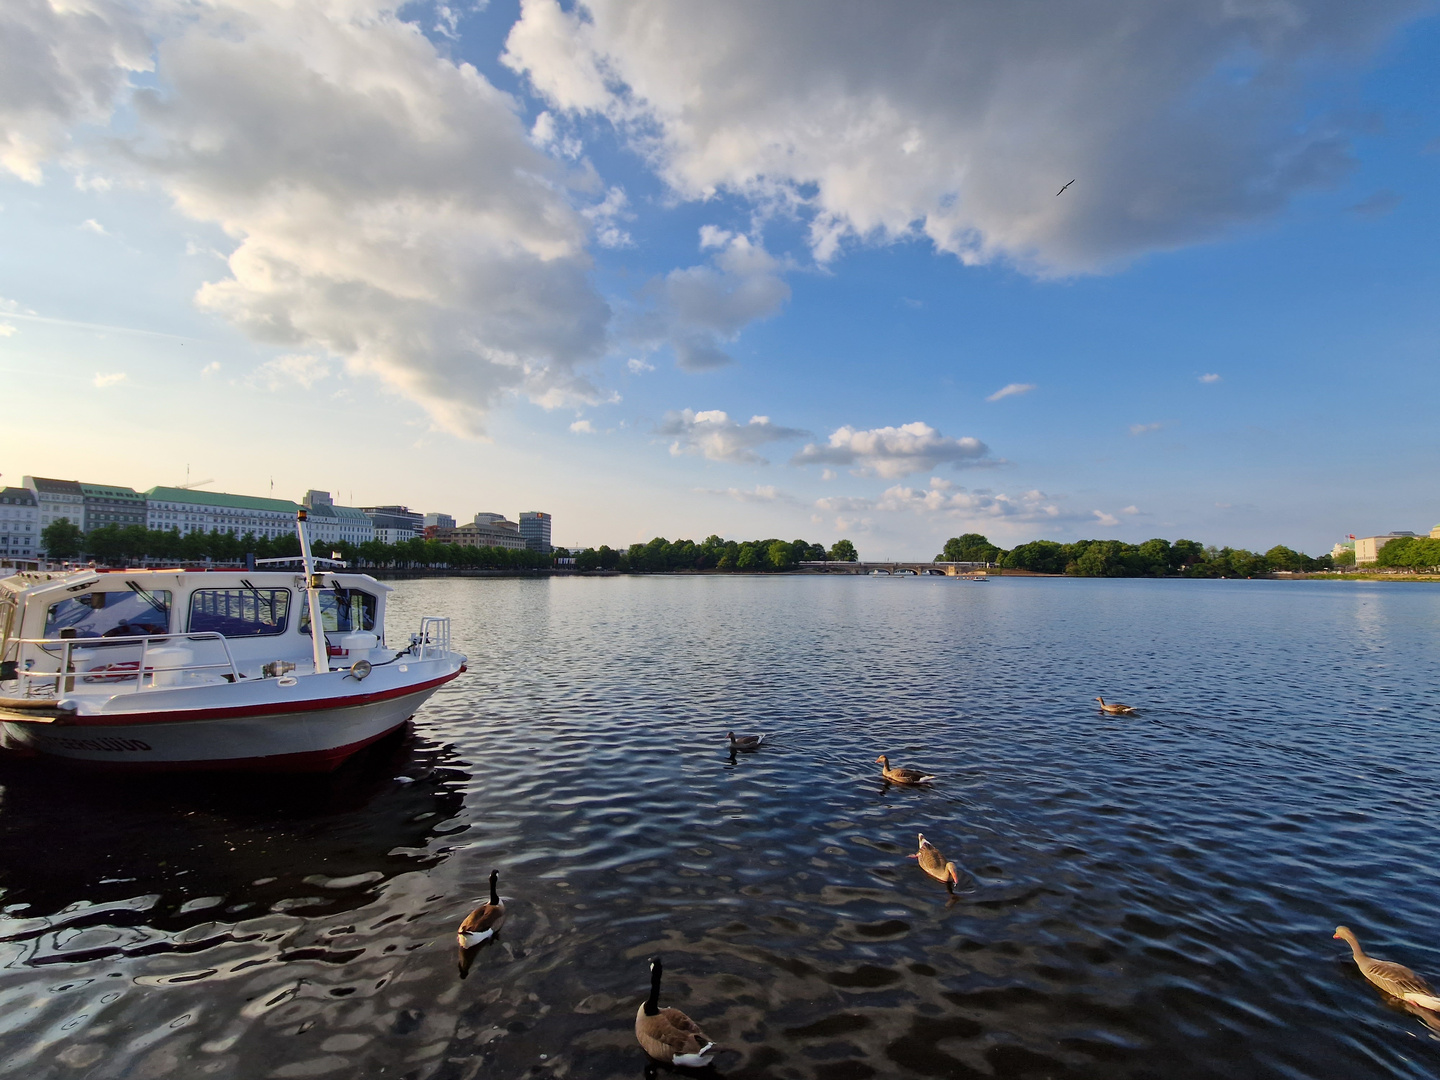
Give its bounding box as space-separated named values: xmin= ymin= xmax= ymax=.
xmin=296 ymin=508 xmax=329 ymax=674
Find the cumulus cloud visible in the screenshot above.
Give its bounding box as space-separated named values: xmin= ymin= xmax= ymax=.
xmin=1130 ymin=422 xmax=1163 ymax=436
xmin=252 ymin=353 xmax=332 ymax=391
xmin=0 ymin=0 xmax=151 ymax=183
xmin=583 ymin=185 xmax=634 ymax=248
xmin=0 ymin=323 xmax=15 ymax=337
xmin=1199 ymin=373 xmax=1221 ymax=383
xmin=93 ymin=371 xmax=127 ymax=388
xmin=793 ymin=421 xmax=990 ymax=478
xmin=698 ymin=484 xmax=796 ymax=505
xmin=986 ymin=382 xmax=1035 ymax=402
xmin=81 ymin=218 xmax=109 ymax=235
xmin=569 ymin=418 xmax=595 ymax=434
xmin=504 ymin=0 xmax=1424 ymax=273
xmin=630 ymin=230 xmax=791 ymax=371
xmin=1121 ymin=505 xmax=1140 ymax=515
xmin=201 ymin=360 xmax=220 ymax=376
xmin=817 ymin=483 xmax=1068 ymax=523
xmin=1093 ymin=510 xmax=1121 ymax=527
xmin=657 ymin=408 xmax=809 ymax=464
xmin=16 ymin=0 xmax=614 ymax=436
xmin=627 ymin=357 xmax=655 ymax=374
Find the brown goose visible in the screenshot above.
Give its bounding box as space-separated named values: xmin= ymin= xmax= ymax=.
xmin=726 ymin=731 xmax=768 ymax=750
xmin=876 ymin=754 xmax=936 ymax=785
xmin=1334 ymin=926 xmax=1440 ymax=1011
xmin=635 ymin=956 xmax=716 ymax=1067
xmin=1095 ymin=697 xmax=1137 ymax=716
xmin=458 ymin=869 xmax=505 ymax=948
xmin=907 ymin=833 xmax=960 ymax=891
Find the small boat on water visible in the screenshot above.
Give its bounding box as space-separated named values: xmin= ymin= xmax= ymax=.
xmin=0 ymin=509 xmax=466 ymax=772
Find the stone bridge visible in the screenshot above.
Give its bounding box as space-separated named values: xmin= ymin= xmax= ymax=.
xmin=797 ymin=561 xmax=990 ymax=576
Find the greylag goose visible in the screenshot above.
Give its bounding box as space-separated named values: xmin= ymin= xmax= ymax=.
xmin=635 ymin=956 xmax=716 ymax=1067
xmin=876 ymin=755 xmax=936 ymax=785
xmin=1334 ymin=926 xmax=1440 ymax=1011
xmin=908 ymin=833 xmax=959 ymax=891
xmin=1095 ymin=697 xmax=1137 ymax=716
xmin=726 ymin=731 xmax=768 ymax=750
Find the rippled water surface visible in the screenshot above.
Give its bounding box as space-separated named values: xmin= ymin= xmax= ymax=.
xmin=3 ymin=576 xmax=1440 ymax=1079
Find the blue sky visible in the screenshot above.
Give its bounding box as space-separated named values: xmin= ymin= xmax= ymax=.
xmin=1 ymin=0 xmax=1436 ymax=557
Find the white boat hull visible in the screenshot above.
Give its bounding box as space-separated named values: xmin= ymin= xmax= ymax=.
xmin=0 ymin=661 xmax=462 ymax=772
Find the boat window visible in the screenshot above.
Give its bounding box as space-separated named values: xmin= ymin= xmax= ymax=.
xmin=189 ymin=588 xmax=290 ymax=637
xmin=299 ymin=589 xmax=378 ymax=635
xmin=44 ymin=591 xmax=173 ymax=640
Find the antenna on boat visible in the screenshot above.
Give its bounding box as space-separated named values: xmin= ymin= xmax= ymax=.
xmin=296 ymin=508 xmax=329 ymax=675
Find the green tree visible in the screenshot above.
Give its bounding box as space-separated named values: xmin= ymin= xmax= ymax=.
xmin=736 ymin=544 xmax=759 ymax=571
xmin=828 ymin=539 xmax=858 ymax=562
xmin=1001 ymin=540 xmax=1066 ymax=573
xmin=42 ymin=517 xmax=84 ymax=559
xmin=767 ymin=540 xmax=795 ymax=570
xmin=937 ymin=533 xmax=1000 ymax=563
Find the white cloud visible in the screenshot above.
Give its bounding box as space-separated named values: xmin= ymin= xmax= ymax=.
xmin=201 ymin=360 xmax=221 ymax=376
xmin=698 ymin=484 xmax=794 ymax=505
xmin=93 ymin=371 xmax=127 ymax=388
xmin=793 ymin=421 xmax=990 ymax=478
xmin=1199 ymin=373 xmax=1221 ymax=383
xmin=631 ymin=231 xmax=791 ymax=371
xmin=81 ymin=218 xmax=109 ymax=235
xmin=570 ymin=418 xmax=595 ymax=434
xmin=657 ymin=408 xmax=809 ymax=464
xmin=583 ymin=185 xmax=634 ymax=248
xmin=0 ymin=0 xmax=151 ymax=183
xmin=20 ymin=0 xmax=614 ymax=437
xmin=504 ymin=0 xmax=1423 ymax=273
xmin=0 ymin=323 xmax=15 ymax=337
xmin=252 ymin=353 xmax=332 ymax=391
xmin=627 ymin=357 xmax=655 ymax=374
xmin=1130 ymin=422 xmax=1162 ymax=436
xmin=1093 ymin=510 xmax=1120 ymax=527
xmin=986 ymin=382 xmax=1035 ymax=402
xmin=817 ymin=483 xmax=1068 ymax=523
xmin=821 ymin=468 xmax=835 ymax=481
xmin=1121 ymin=505 xmax=1140 ymax=515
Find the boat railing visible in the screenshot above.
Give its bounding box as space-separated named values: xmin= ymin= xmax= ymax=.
xmin=415 ymin=616 xmax=452 ymax=661
xmin=4 ymin=632 xmax=242 ymax=698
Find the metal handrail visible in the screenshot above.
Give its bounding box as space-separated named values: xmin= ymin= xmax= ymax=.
xmin=416 ymin=616 xmax=451 ymax=661
xmin=4 ymin=631 xmax=242 ymax=698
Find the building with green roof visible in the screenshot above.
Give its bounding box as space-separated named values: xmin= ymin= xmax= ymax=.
xmin=145 ymin=487 xmax=300 ymax=539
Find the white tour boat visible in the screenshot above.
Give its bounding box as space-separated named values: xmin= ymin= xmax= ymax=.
xmin=0 ymin=509 xmax=466 ymax=771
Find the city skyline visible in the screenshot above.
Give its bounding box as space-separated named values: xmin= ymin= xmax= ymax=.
xmin=2 ymin=2 xmax=1437 ymax=559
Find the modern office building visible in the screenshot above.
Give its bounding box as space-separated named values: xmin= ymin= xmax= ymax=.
xmin=519 ymin=511 xmax=553 ymax=553
xmin=362 ymin=505 xmax=423 ymax=544
xmin=473 ymin=512 xmax=508 ymax=526
xmin=145 ymin=487 xmax=300 ymax=538
xmin=81 ymin=483 xmax=147 ymax=530
xmin=1355 ymin=532 xmax=1417 ymax=565
xmin=437 ymin=519 xmax=528 ymax=550
xmin=0 ymin=487 xmax=39 ymax=561
xmin=23 ymin=476 xmax=86 ymax=531
xmin=302 ymin=491 xmax=375 ymax=546
xmin=424 ymin=512 xmax=455 ymax=530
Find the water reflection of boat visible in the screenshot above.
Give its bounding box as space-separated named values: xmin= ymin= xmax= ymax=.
xmin=0 ymin=725 xmax=470 ymax=940
xmin=0 ymin=509 xmax=466 ymax=771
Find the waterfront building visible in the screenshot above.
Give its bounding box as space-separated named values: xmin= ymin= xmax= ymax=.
xmin=436 ymin=519 xmax=527 ymax=550
xmin=145 ymin=487 xmax=300 ymax=538
xmin=362 ymin=505 xmax=423 ymax=544
xmin=473 ymin=512 xmax=508 ymax=526
xmin=23 ymin=476 xmax=86 ymax=531
xmin=1355 ymin=532 xmax=1417 ymax=565
xmin=81 ymin=483 xmax=146 ymax=530
xmin=0 ymin=487 xmax=39 ymax=561
xmin=424 ymin=512 xmax=455 ymax=530
xmin=303 ymin=491 xmax=375 ymax=546
xmin=1330 ymin=539 xmax=1355 ymax=559
xmin=519 ymin=511 xmax=553 ymax=553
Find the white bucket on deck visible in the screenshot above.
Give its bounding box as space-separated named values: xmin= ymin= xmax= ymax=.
xmin=145 ymin=645 xmax=194 ymax=687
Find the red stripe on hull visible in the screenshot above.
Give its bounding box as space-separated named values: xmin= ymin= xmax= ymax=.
xmin=55 ymin=669 xmax=461 ymax=727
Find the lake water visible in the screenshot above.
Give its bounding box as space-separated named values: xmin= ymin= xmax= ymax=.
xmin=2 ymin=576 xmax=1439 ymax=1080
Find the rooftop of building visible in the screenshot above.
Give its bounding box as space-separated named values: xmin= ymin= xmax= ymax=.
xmin=0 ymin=487 xmax=37 ymax=505
xmin=145 ymin=486 xmax=300 ymax=513
xmin=80 ymin=483 xmax=143 ymax=500
xmin=24 ymin=476 xmax=83 ymax=495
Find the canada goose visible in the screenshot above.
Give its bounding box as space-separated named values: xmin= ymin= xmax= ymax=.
xmin=1334 ymin=926 xmax=1440 ymax=1011
xmin=726 ymin=731 xmax=767 ymax=750
xmin=875 ymin=754 xmax=936 ymax=785
xmin=457 ymin=869 xmax=505 ymax=976
xmin=1095 ymin=697 xmax=1137 ymax=716
xmin=635 ymin=956 xmax=716 ymax=1067
xmin=908 ymin=833 xmax=960 ymax=891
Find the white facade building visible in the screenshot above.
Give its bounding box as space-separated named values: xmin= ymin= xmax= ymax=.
xmin=145 ymin=487 xmax=299 ymax=539
xmin=0 ymin=487 xmax=40 ymax=561
xmin=303 ymin=491 xmax=376 ymax=546
xmin=23 ymin=476 xmax=86 ymax=531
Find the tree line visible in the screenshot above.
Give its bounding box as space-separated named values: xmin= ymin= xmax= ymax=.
xmin=937 ymin=532 xmax=1334 ymax=576
xmin=1372 ymin=535 xmax=1440 ymax=571
xmin=565 ymin=536 xmax=858 ymax=573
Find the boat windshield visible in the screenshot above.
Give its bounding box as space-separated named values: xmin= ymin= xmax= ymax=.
xmin=44 ymin=590 xmax=172 ymax=640
xmin=299 ymin=588 xmax=378 ymax=635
